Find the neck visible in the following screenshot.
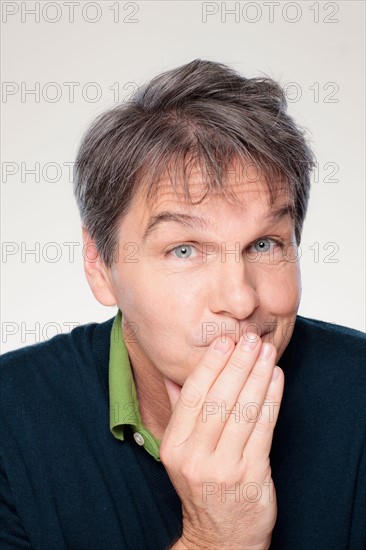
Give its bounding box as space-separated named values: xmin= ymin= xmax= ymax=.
xmin=126 ymin=344 xmax=172 ymax=441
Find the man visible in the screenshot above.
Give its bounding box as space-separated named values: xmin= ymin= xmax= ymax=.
xmin=1 ymin=59 xmax=365 ymax=549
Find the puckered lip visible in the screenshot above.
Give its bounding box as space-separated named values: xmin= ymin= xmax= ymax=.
xmin=199 ymin=331 xmax=270 ymax=347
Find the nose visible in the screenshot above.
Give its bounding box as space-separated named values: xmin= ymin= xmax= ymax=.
xmin=209 ymin=249 xmax=260 ymax=320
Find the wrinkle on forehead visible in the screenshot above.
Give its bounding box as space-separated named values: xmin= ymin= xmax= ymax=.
xmin=135 ymin=162 xmax=292 ymax=218
xmin=137 ymin=152 xmax=290 ymax=204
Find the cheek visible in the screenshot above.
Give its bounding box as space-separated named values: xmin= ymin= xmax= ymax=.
xmin=260 ymin=263 xmax=301 ymax=313
xmin=138 ymin=266 xmax=206 ymax=319
xmin=118 ymin=271 xmax=197 ymax=335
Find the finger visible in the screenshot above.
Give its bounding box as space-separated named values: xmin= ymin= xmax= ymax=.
xmin=187 ymin=333 xmax=263 ymax=453
xmin=164 ymin=377 xmax=183 ymax=412
xmin=245 ymin=365 xmax=285 ymax=460
xmin=216 ymin=342 xmax=277 ymax=459
xmin=161 ymin=336 xmax=235 ymax=450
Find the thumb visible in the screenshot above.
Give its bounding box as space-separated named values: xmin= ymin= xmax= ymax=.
xmin=163 ymin=377 xmax=182 ymax=412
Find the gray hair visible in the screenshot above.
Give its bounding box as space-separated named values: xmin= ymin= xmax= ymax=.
xmin=73 ymin=59 xmax=316 ymax=267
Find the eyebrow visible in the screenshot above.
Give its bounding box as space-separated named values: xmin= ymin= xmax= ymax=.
xmin=265 ymin=204 xmax=294 ymax=220
xmin=141 ymin=203 xmax=293 ymax=243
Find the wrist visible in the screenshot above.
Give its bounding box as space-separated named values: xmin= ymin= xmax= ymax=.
xmin=173 ymin=533 xmax=271 ymax=550
xmin=169 ymin=538 xmax=190 ymax=549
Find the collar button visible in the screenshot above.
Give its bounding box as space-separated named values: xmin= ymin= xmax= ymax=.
xmin=133 ymin=432 xmax=145 ymax=446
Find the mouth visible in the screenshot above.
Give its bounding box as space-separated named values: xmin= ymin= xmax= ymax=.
xmin=200 ymin=331 xmax=271 ymax=347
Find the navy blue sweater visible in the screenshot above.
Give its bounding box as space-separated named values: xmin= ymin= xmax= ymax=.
xmin=1 ymin=315 xmax=365 ymax=549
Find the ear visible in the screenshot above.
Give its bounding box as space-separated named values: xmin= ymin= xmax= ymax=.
xmin=82 ymin=227 xmax=117 ymax=307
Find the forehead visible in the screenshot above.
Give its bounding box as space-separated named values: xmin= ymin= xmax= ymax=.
xmin=132 ymin=160 xmax=291 ymax=217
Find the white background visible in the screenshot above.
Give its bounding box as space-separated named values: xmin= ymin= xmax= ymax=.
xmin=1 ymin=0 xmax=365 ymax=352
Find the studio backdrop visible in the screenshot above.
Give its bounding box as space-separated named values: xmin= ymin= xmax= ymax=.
xmin=1 ymin=0 xmax=365 ymax=352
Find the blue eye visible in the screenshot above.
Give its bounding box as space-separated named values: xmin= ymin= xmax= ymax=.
xmin=170 ymin=244 xmax=194 ymax=259
xmin=253 ymin=238 xmax=274 ymax=253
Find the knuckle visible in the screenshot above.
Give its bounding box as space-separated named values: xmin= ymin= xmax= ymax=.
xmin=205 ymin=390 xmax=226 ymax=406
xmin=265 ymin=385 xmax=279 ymax=401
xmin=201 ymin=358 xmax=222 ymax=375
xmin=228 ymin=357 xmax=248 ymax=373
xmin=159 ymin=440 xmax=174 ymax=464
xmin=252 ymin=415 xmax=271 ymax=435
xmin=180 ymin=460 xmax=202 ymax=485
xmin=243 ymin=402 xmax=262 ymax=423
xmin=249 ymin=366 xmax=268 ymax=382
xmin=251 ymin=403 xmax=279 ymax=434
xmin=179 ymin=384 xmax=203 ymax=410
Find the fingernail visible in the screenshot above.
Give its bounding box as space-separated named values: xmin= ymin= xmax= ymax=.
xmin=272 ymin=366 xmax=280 ymax=381
xmin=241 ymin=333 xmax=259 ymax=351
xmin=259 ymin=342 xmax=272 ymax=359
xmin=214 ymin=338 xmax=232 ymax=354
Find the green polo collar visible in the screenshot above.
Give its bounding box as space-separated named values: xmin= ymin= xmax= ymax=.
xmin=109 ymin=309 xmax=161 ymax=461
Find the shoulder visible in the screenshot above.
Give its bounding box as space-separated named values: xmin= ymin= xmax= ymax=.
xmin=281 ymin=314 xmax=366 ymax=402
xmin=295 ymin=314 xmax=365 ymax=339
xmin=293 ymin=315 xmax=365 ymax=366
xmin=285 ymin=315 xmax=366 ymax=373
xmin=0 ymin=315 xmax=115 ymax=395
xmin=294 ymin=314 xmax=365 ymax=352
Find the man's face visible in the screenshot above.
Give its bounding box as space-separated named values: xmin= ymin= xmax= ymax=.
xmin=107 ymin=162 xmax=301 ymax=387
